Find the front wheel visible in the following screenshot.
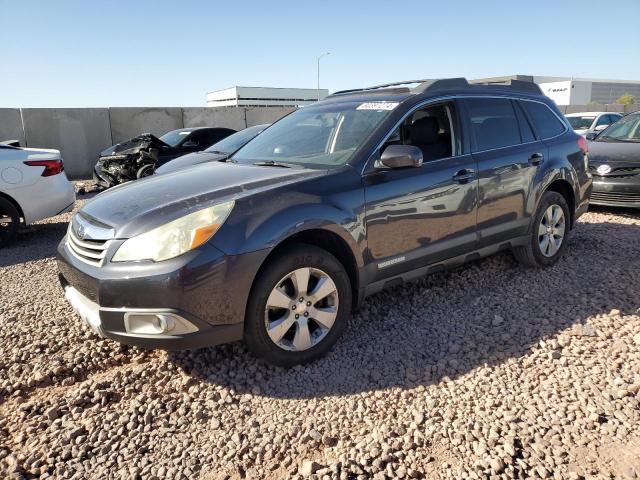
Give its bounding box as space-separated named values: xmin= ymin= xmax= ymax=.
xmin=244 ymin=244 xmax=352 ymax=367
xmin=513 ymin=191 xmax=570 ymax=268
xmin=136 ymin=164 xmax=155 ymax=179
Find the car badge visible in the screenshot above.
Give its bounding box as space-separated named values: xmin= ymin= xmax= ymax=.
xmin=596 ymin=164 xmax=612 ymax=175
xmin=76 ymin=224 xmax=86 ymax=239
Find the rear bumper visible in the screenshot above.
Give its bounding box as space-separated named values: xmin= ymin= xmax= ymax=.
xmin=15 ymin=173 xmax=76 ymax=224
xmin=57 ymin=236 xmax=270 ymax=349
xmin=590 ymin=177 xmax=640 ymax=208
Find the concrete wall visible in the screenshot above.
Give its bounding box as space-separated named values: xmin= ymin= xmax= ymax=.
xmin=109 ymin=107 xmax=184 ymax=144
xmin=3 ymin=106 xmax=296 ymax=179
xmin=0 ymin=108 xmax=25 ymax=146
xmin=182 ymin=107 xmax=246 ymax=131
xmin=245 ymin=106 xmax=296 ymax=127
xmin=21 ymin=108 xmax=113 ymax=179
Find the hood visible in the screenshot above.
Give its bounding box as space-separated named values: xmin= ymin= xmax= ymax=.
xmin=79 ymin=161 xmax=324 ymax=238
xmin=154 ymin=151 xmax=227 ymax=175
xmin=100 ymin=133 xmax=170 ymax=157
xmin=588 ymin=140 xmax=640 ymax=165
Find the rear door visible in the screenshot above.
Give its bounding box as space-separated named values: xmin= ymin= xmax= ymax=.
xmin=462 ymin=97 xmax=546 ymax=248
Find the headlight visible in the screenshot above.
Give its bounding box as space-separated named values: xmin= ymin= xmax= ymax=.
xmin=112 ymin=201 xmax=234 ymax=262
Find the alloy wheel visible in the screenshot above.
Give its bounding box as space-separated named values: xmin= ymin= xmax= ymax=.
xmin=538 ymin=204 xmax=565 ymax=257
xmin=264 ymin=267 xmax=339 ymax=352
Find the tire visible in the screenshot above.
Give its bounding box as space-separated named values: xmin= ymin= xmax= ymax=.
xmin=244 ymin=244 xmax=352 ymax=367
xmin=513 ymin=191 xmax=570 ymax=268
xmin=0 ymin=197 xmax=20 ymax=248
xmin=136 ymin=164 xmax=155 ymax=179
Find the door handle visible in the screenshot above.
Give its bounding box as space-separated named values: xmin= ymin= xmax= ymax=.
xmin=528 ymin=153 xmax=544 ymax=166
xmin=452 ymin=169 xmax=476 ymax=183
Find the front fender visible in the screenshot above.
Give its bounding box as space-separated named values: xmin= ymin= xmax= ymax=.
xmin=211 ymin=184 xmax=366 ymax=268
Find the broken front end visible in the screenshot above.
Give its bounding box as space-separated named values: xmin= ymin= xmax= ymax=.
xmin=93 ymin=134 xmax=167 ymax=188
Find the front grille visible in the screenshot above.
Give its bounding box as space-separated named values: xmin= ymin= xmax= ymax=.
xmin=591 ymin=191 xmax=640 ymax=205
xmin=66 ymin=227 xmax=112 ymax=266
xmin=589 ymin=165 xmax=640 ymax=178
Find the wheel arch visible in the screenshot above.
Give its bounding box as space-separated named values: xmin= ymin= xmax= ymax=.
xmin=249 ymin=226 xmax=363 ymax=311
xmin=0 ymin=191 xmax=25 ymax=221
xmin=544 ymin=176 xmax=576 ymax=228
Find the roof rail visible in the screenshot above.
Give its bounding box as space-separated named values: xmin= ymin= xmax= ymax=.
xmin=469 ymin=78 xmax=542 ymax=94
xmin=329 ymin=79 xmax=431 ymax=97
xmin=328 ymin=77 xmax=542 ymax=97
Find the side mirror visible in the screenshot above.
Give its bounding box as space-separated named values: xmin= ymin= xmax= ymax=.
xmin=594 ymin=124 xmax=608 ymax=132
xmin=585 ymin=132 xmax=598 ymax=141
xmin=379 ymin=145 xmax=423 ymax=169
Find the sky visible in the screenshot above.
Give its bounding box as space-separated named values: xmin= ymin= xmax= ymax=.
xmin=1 ymin=0 xmax=639 ymax=107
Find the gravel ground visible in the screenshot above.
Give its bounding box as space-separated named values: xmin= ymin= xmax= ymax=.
xmin=1 ymin=190 xmax=639 ymax=480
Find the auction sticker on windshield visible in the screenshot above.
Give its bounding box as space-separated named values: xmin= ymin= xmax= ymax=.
xmin=356 ymin=102 xmax=399 ymax=111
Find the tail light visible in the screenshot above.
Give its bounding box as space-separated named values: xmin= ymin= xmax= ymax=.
xmin=577 ymin=136 xmax=588 ymax=155
xmin=23 ymin=159 xmax=64 ymax=177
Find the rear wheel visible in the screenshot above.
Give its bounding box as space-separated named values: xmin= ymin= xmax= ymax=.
xmin=244 ymin=244 xmax=351 ymax=367
xmin=513 ymin=191 xmax=570 ymax=268
xmin=0 ymin=197 xmax=20 ymax=248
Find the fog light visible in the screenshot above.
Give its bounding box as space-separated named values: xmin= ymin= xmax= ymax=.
xmin=124 ymin=312 xmax=197 ymax=335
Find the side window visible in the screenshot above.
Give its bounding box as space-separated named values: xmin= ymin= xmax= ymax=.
xmin=521 ymin=101 xmax=566 ymax=139
xmin=376 ymin=103 xmax=456 ymax=164
xmin=185 ymin=130 xmax=204 ymax=147
xmin=466 ymin=98 xmax=521 ymax=152
xmin=205 ymin=130 xmax=228 ymax=147
xmin=513 ymin=101 xmax=536 ymax=143
xmin=596 ymin=115 xmax=611 ymax=127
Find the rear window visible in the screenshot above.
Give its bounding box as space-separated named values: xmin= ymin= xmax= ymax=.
xmin=466 ymin=98 xmax=521 ymax=151
xmin=522 ymin=101 xmax=566 ymax=139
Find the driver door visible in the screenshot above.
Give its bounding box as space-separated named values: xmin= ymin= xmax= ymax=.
xmin=362 ymin=100 xmax=478 ymax=282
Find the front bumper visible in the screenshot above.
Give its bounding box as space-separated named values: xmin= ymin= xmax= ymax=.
xmin=57 ymin=237 xmax=270 ymax=349
xmin=590 ymin=176 xmax=640 ymax=209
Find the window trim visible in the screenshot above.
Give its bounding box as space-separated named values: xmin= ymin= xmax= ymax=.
xmin=363 ymin=94 xmax=568 ymax=174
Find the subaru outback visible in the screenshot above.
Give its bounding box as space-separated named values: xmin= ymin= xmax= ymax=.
xmin=57 ymin=78 xmax=592 ymax=366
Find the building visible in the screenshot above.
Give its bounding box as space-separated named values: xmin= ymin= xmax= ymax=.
xmin=472 ymin=75 xmax=640 ymax=105
xmin=206 ymin=86 xmax=329 ymax=108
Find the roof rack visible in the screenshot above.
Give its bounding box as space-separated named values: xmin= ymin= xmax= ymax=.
xmin=328 ymin=77 xmax=542 ymax=97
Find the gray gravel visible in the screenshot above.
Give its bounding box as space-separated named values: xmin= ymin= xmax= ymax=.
xmin=1 ymin=191 xmax=639 ymax=479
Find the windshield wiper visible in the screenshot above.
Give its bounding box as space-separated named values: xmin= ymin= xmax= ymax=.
xmin=252 ymin=160 xmax=292 ymax=168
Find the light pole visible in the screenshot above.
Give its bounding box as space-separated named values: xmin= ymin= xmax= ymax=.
xmin=316 ymin=52 xmax=331 ymax=101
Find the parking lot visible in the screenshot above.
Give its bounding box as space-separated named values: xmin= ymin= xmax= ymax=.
xmin=0 ymin=190 xmax=638 ymax=479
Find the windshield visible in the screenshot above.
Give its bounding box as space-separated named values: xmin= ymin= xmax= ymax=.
xmin=568 ymin=116 xmax=595 ymax=130
xmin=231 ymin=101 xmax=396 ymax=169
xmin=205 ymin=125 xmax=266 ymax=154
xmin=596 ymin=114 xmax=640 ymax=142
xmin=159 ymin=129 xmax=191 ymax=147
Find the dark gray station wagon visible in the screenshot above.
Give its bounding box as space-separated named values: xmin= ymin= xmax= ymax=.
xmin=58 ymin=78 xmax=592 ymax=366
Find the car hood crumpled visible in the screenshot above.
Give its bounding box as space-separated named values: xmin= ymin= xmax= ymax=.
xmin=79 ymin=161 xmax=325 ymax=238
xmin=100 ymin=133 xmax=170 ymax=157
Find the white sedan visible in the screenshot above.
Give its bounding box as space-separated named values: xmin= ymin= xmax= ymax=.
xmin=565 ymin=111 xmax=623 ymax=136
xmin=0 ymin=143 xmax=75 ymax=246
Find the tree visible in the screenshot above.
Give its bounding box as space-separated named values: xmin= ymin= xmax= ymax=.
xmin=615 ymin=94 xmax=635 ymax=105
